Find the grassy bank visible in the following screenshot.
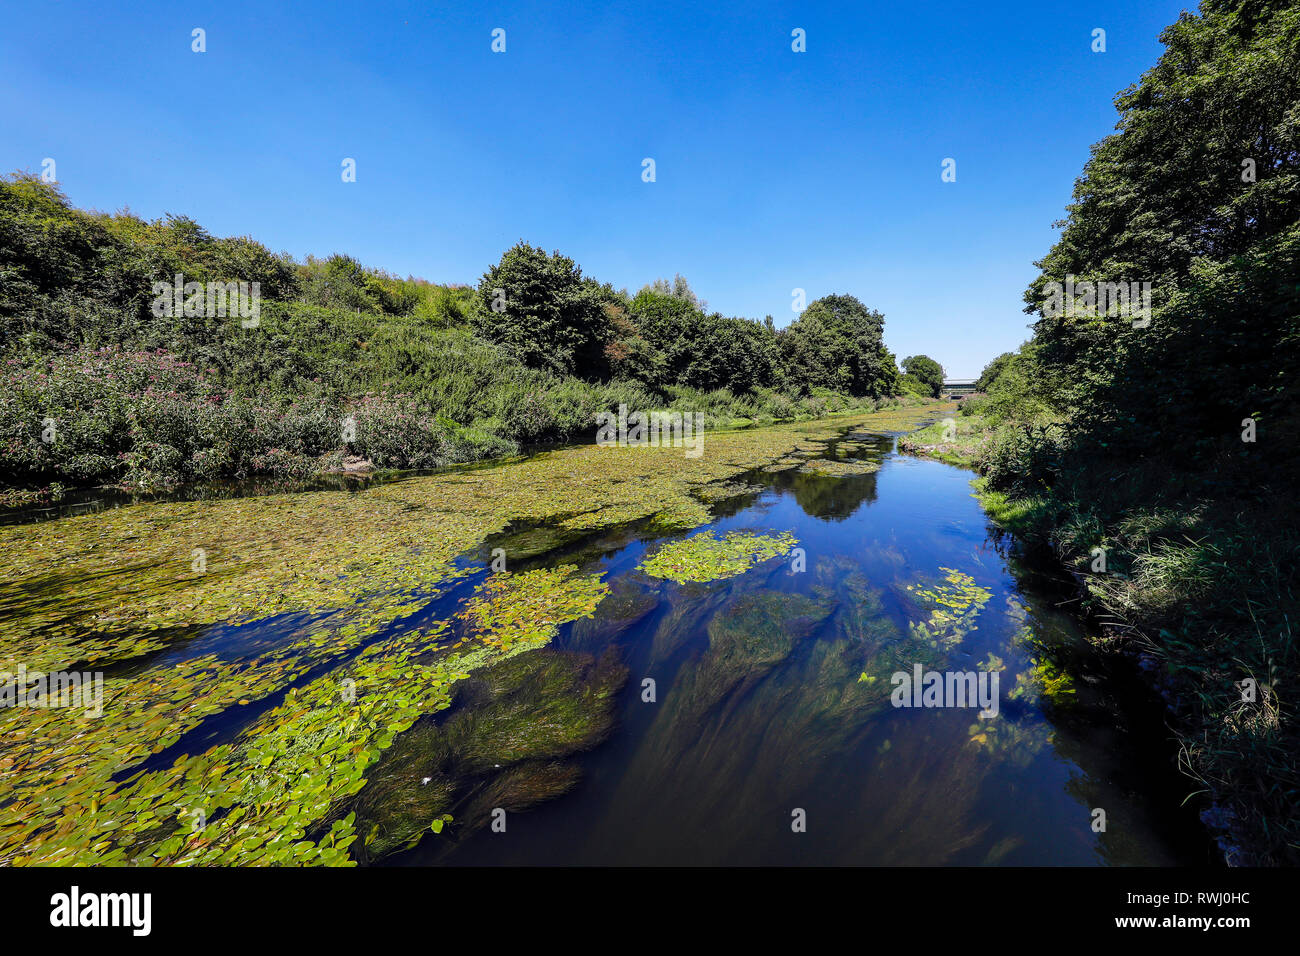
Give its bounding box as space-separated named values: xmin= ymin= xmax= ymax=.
xmin=901 ymin=405 xmax=1299 ymax=865
xmin=2 ymin=174 xmax=925 ymax=499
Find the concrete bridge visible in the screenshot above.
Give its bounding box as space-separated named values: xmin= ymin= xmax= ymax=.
xmin=942 ymin=379 xmax=978 ymax=397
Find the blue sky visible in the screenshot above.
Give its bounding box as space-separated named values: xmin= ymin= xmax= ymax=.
xmin=1 ymin=0 xmax=1190 ymax=377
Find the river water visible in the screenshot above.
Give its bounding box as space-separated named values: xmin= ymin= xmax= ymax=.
xmin=365 ymin=421 xmax=1213 ymax=866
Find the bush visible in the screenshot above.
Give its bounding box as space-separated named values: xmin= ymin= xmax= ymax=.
xmin=471 ymin=242 xmax=614 ymax=378
xmin=1 ymin=175 xmax=928 ymax=493
xmin=979 ymin=421 xmax=1064 ymax=494
xmin=0 ymin=348 xmax=521 ymax=489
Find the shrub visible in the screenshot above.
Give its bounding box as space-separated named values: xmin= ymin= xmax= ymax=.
xmin=0 ymin=348 xmax=517 ymax=489
xmin=979 ymin=421 xmax=1064 ymax=494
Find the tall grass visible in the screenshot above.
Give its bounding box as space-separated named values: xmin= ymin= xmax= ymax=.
xmin=940 ymin=407 xmax=1300 ymax=864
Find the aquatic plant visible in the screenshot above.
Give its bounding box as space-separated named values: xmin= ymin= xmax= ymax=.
xmin=1009 ymin=659 xmax=1076 ymax=706
xmin=0 ymin=567 xmax=608 ymax=865
xmin=456 ymin=566 xmax=610 ymax=652
xmin=0 ymin=406 xmax=938 ymax=865
xmin=638 ymin=530 xmax=798 ymax=584
xmin=799 ymin=458 xmax=881 ymax=477
xmin=759 ymin=457 xmax=804 ymax=474
xmin=904 ymin=568 xmax=993 ymax=649
xmin=348 ymin=647 xmax=626 ymax=859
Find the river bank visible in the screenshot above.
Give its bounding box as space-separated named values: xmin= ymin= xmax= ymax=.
xmin=2 ymin=404 xmax=1220 ymax=866
xmin=900 ymin=408 xmax=1292 ymax=866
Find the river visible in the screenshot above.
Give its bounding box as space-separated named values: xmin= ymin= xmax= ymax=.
xmin=0 ymin=411 xmax=1214 ymax=866
xmin=372 ymin=420 xmax=1211 ymax=865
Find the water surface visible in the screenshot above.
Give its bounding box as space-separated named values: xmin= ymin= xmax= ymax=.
xmin=369 ymin=423 xmax=1211 ymax=866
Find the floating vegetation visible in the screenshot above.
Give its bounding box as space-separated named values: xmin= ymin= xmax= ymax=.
xmin=1 ymin=620 xmax=450 ymax=865
xmin=759 ymin=457 xmax=804 ymax=474
xmin=456 ymin=566 xmax=610 ymax=652
xmin=0 ymin=406 xmax=942 ymax=866
xmin=0 ymin=406 xmax=934 ymax=674
xmin=905 ymin=568 xmax=993 ymax=649
xmin=0 ymin=492 xmax=470 ymax=672
xmin=799 ymin=458 xmax=881 ymax=477
xmin=0 ymin=567 xmax=608 ymax=866
xmin=0 ymin=597 xmax=448 ymax=863
xmin=966 ymin=657 xmax=1053 ymax=764
xmin=693 ymin=480 xmax=764 ymax=504
xmin=638 ymin=530 xmax=798 ymax=585
xmin=1009 ymin=659 xmax=1076 ymax=706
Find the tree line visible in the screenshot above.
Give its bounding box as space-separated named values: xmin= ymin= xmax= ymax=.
xmin=961 ymin=0 xmax=1298 ymax=864
xmin=0 ymin=177 xmax=937 ymax=494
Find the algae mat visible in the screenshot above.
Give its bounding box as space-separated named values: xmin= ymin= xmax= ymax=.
xmin=0 ymin=405 xmax=939 ymax=865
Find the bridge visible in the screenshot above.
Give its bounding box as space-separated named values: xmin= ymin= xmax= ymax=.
xmin=942 ymin=379 xmax=978 ymax=397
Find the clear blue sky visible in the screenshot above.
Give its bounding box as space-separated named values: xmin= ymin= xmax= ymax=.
xmin=1 ymin=0 xmax=1190 ymax=377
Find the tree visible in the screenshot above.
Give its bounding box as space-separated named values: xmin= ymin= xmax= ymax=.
xmin=780 ymin=294 xmax=897 ymax=398
xmin=970 ymin=343 xmax=1054 ymax=424
xmin=471 ymin=242 xmax=614 ymax=378
xmin=898 ymin=374 xmax=932 ymax=398
xmin=900 ymin=355 xmax=944 ymax=398
xmin=627 ymin=286 xmax=781 ymax=393
xmin=1022 ymin=0 xmax=1300 ymax=460
xmin=974 ymin=351 xmax=1015 ymax=392
xmin=643 ymin=273 xmax=707 ymax=312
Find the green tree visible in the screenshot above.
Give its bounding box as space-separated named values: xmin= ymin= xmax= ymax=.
xmin=780 ymin=294 xmax=897 ymax=397
xmin=974 ymin=351 xmax=1015 ymax=392
xmin=969 ymin=343 xmax=1054 ymax=424
xmin=471 ymin=242 xmax=614 ymax=378
xmin=627 ymin=284 xmax=781 ymax=393
xmin=1023 ymin=0 xmax=1300 ymax=461
xmin=900 ymin=355 xmax=944 ymax=397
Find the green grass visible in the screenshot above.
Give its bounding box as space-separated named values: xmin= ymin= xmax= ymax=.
xmin=896 ymin=406 xmax=985 ymax=469
xmin=969 ymin=479 xmax=1052 ymax=539
xmin=922 ymin=410 xmax=1300 ymax=865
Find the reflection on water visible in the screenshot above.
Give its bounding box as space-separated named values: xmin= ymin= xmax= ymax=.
xmin=359 ymin=424 xmax=1210 ymax=866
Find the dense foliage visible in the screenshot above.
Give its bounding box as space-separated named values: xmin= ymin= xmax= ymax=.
xmin=900 ymin=354 xmax=944 ymax=398
xmin=965 ymin=0 xmax=1300 ymax=864
xmin=470 ymin=242 xmax=616 ymax=378
xmin=781 ymin=294 xmax=899 ymax=398
xmin=1022 ymin=0 xmax=1299 ymax=472
xmin=0 ymin=177 xmax=919 ymax=493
